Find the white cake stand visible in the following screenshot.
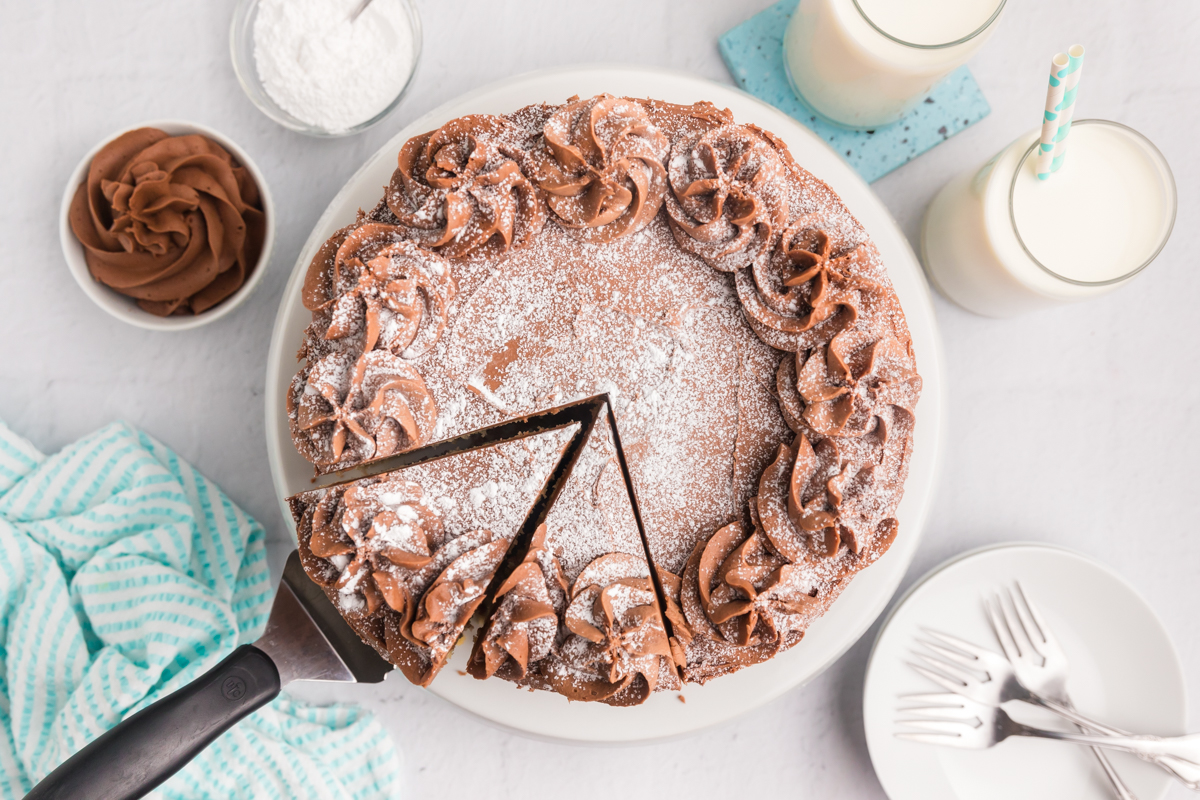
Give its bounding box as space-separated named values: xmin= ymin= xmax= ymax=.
xmin=264 ymin=64 xmax=946 ymax=743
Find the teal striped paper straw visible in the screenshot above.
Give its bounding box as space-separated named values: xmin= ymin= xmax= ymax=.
xmin=1036 ymin=52 xmax=1070 ymax=180
xmin=1050 ymin=44 xmax=1086 ymax=173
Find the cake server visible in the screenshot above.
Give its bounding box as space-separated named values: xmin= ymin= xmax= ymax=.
xmin=25 ymin=550 xmax=392 ymax=800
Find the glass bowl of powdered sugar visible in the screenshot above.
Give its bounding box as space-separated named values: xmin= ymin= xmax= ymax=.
xmin=230 ymin=0 xmax=421 ymax=137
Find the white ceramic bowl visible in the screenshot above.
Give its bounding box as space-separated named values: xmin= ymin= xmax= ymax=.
xmin=229 ymin=0 xmax=423 ymax=137
xmin=59 ymin=119 xmax=276 ymax=332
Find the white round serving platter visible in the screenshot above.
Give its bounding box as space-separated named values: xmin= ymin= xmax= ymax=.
xmin=265 ymin=64 xmax=946 ymax=743
xmin=864 ymin=542 xmax=1186 ymax=800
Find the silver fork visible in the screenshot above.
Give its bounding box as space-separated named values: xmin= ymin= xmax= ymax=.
xmin=993 ymin=584 xmax=1135 ymax=797
xmin=911 ymin=633 xmax=1135 ymax=799
xmin=909 ymin=586 xmax=1194 ymax=789
xmin=990 ymin=585 xmax=1200 ymax=787
xmin=895 ymin=693 xmax=1200 ymax=790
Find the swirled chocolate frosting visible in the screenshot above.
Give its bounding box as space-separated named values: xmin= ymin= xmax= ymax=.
xmin=68 ymin=128 xmax=265 ymax=316
xmin=386 ymin=115 xmax=544 ymax=259
xmin=532 ymin=94 xmax=669 ymax=243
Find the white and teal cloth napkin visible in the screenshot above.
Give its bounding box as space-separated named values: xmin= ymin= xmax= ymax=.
xmin=0 ymin=420 xmax=401 ymax=799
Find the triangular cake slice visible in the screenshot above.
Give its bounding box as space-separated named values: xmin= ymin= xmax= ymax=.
xmin=289 ymin=423 xmax=578 ymax=686
xmin=469 ymin=403 xmax=681 ymax=705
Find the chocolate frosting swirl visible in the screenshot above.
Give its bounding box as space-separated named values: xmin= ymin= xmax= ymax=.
xmin=303 ymin=222 xmax=456 ymax=359
xmin=306 ymin=480 xmax=443 ymax=615
xmin=753 ymin=419 xmax=910 ymax=563
xmin=474 ymin=523 xmax=568 ymax=680
xmin=787 ymin=330 xmax=922 ymax=438
xmin=386 ymin=115 xmax=545 ymax=259
xmin=68 ymin=127 xmax=265 ymax=316
xmin=532 ymin=94 xmax=669 ymax=243
xmin=289 ymin=348 xmax=436 ymax=468
xmin=664 ymin=124 xmax=789 ymax=272
xmin=755 ymin=436 xmax=842 ymax=561
xmin=303 ymin=479 xmax=509 ymax=686
xmin=550 ymin=553 xmax=674 ymax=706
xmin=689 ymin=520 xmax=818 ymax=648
xmin=735 ymin=218 xmax=879 ymax=353
xmin=402 ymin=532 xmax=509 ymax=675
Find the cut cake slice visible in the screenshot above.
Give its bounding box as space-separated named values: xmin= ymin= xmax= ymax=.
xmin=469 ymin=402 xmax=681 ymax=705
xmin=289 ymin=423 xmax=578 ymax=686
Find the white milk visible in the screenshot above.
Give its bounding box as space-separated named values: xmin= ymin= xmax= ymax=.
xmin=921 ymin=120 xmax=1176 ymax=317
xmin=783 ymin=0 xmax=1004 ymax=129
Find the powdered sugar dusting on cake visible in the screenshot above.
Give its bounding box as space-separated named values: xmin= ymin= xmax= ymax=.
xmin=541 ymin=409 xmax=642 ymax=581
xmin=289 ymin=94 xmax=920 ymax=691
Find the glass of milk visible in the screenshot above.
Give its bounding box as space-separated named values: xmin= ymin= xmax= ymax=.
xmin=921 ymin=120 xmax=1176 ymax=317
xmin=783 ymin=0 xmax=1006 ymax=130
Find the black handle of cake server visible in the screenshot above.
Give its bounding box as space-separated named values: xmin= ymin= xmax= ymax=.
xmin=24 ymin=644 xmax=280 ymax=800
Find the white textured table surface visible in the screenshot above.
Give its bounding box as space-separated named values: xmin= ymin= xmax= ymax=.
xmin=3 ymin=1 xmax=1197 ymax=797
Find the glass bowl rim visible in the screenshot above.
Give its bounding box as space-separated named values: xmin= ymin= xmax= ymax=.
xmin=229 ymin=0 xmax=423 ymax=138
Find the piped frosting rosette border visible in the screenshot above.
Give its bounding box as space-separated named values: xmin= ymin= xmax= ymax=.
xmin=285 ymin=94 xmax=922 ymax=693
xmin=470 ymin=531 xmax=680 ymax=707
xmin=662 ymin=117 xmax=921 ymax=682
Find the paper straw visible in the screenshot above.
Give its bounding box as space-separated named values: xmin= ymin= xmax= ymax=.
xmin=1036 ymin=52 xmax=1070 ymax=180
xmin=1050 ymin=44 xmax=1086 ymax=173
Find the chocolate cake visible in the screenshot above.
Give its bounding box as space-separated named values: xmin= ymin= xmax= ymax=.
xmin=286 ymin=93 xmax=921 ymax=702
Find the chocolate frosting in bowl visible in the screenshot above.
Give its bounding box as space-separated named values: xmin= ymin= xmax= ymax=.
xmin=68 ymin=127 xmax=266 ymax=316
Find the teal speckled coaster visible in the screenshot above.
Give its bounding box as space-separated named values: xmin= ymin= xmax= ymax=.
xmin=719 ymin=0 xmax=991 ymax=183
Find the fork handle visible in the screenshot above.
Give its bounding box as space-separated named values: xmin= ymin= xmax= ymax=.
xmin=1038 ymin=697 xmax=1200 ymax=785
xmin=1015 ymin=726 xmax=1200 ymax=789
xmin=1025 ymin=729 xmax=1200 ymax=760
xmin=1042 ymin=698 xmax=1137 ymax=800
xmin=1089 ymin=744 xmax=1137 ymax=800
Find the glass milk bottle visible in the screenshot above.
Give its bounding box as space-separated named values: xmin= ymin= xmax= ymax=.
xmin=783 ymin=0 xmax=1006 ymax=130
xmin=921 ymin=120 xmax=1176 ymax=317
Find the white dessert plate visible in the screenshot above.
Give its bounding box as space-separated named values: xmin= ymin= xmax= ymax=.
xmin=264 ymin=64 xmax=946 ymax=743
xmin=864 ymin=543 xmax=1186 ymax=800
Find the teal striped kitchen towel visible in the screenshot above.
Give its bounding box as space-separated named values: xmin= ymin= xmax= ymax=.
xmin=0 ymin=420 xmax=401 ymax=799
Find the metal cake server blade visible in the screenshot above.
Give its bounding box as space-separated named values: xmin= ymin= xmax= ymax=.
xmin=26 ymin=550 xmax=391 ymax=800
xmin=255 ymin=550 xmax=392 ymax=686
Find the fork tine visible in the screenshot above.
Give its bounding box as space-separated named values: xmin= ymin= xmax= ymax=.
xmin=894 ymin=731 xmax=964 ymax=744
xmin=985 ymin=593 xmax=1022 ymax=663
xmin=896 ymin=703 xmax=976 ymax=718
xmin=896 ymin=714 xmax=975 ymax=726
xmin=919 ymin=640 xmax=984 ymax=672
xmin=1008 ymin=584 xmax=1046 ymax=653
xmin=896 ymin=692 xmax=966 ymax=707
xmin=894 ymin=718 xmax=978 ymax=734
xmin=922 ymin=628 xmax=992 ymax=659
xmin=912 ymin=652 xmax=988 ymax=690
xmin=1002 ymin=586 xmax=1043 ymax=659
xmin=915 ymin=653 xmax=981 ymax=686
xmin=1014 ymin=581 xmax=1058 ymax=650
xmin=908 ymin=662 xmax=967 ymax=693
